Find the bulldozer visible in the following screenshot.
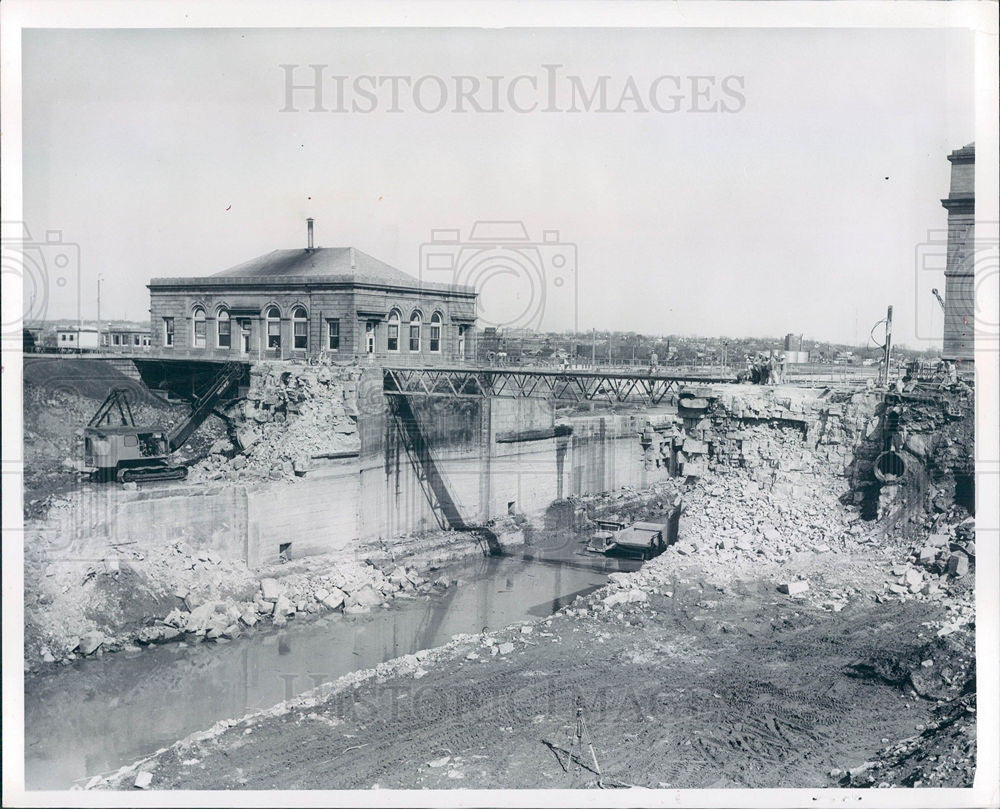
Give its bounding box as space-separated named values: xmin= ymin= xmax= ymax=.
xmin=84 ymin=361 xmax=244 ymax=483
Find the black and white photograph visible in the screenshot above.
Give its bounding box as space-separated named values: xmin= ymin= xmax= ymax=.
xmin=2 ymin=2 xmax=998 ymax=806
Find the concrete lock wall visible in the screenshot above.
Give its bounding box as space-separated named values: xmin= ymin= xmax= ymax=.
xmin=42 ymin=483 xmax=249 ymax=563
xmin=54 ymin=388 xmax=665 ymax=568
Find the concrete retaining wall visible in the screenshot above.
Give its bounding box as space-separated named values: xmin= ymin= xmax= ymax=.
xmin=49 ymin=395 xmax=662 ymax=568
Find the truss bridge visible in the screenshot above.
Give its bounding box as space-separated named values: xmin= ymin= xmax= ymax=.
xmin=382 ymin=366 xmax=733 ymax=406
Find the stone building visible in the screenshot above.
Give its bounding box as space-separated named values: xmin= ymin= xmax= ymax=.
xmin=148 ymin=220 xmax=477 ymax=364
xmin=941 ymin=143 xmax=974 ymax=363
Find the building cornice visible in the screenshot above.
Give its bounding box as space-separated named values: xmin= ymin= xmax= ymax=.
xmin=941 ymin=194 xmax=974 ymax=213
xmin=147 ymin=276 xmax=477 ymax=299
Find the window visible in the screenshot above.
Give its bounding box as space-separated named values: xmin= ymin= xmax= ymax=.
xmin=60 ymin=334 xmax=66 ymax=342
xmin=101 ymin=334 xmax=108 ymax=347
xmin=164 ymin=317 xmax=174 ymax=347
xmin=429 ymin=312 xmax=442 ymax=353
xmin=387 ymin=311 xmax=400 ymax=352
xmin=113 ymin=334 xmax=120 ymax=346
xmin=366 ymin=321 xmax=376 ymax=354
xmin=217 ymin=309 xmax=231 ymax=349
xmin=292 ymin=306 xmax=308 ymax=350
xmin=265 ymin=306 xmax=281 ymax=349
xmin=409 ymin=312 xmax=422 ymax=352
xmin=192 ymin=306 xmax=206 ymax=348
xmin=458 ymin=325 xmax=467 ymax=360
xmin=133 ymin=334 xmax=140 ymax=346
xmin=327 ymin=318 xmax=340 ymax=350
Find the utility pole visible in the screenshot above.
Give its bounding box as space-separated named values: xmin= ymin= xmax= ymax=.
xmin=591 ymin=328 xmax=596 ymax=367
xmin=881 ymin=305 xmax=894 ymax=388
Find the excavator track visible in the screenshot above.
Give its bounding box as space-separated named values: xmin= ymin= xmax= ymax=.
xmin=118 ymin=466 xmax=188 ymax=484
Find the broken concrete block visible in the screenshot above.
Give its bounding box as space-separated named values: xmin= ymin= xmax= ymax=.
xmin=274 ymin=594 xmax=294 ymax=617
xmin=133 ymin=771 xmax=153 ymax=789
xmin=158 ymin=627 xmax=181 ymax=643
xmin=260 ymin=578 xmax=281 ymax=602
xmin=917 ymin=547 xmax=936 ymax=564
xmin=498 ymin=642 xmax=515 ymax=655
xmin=888 ymin=583 xmax=908 ymax=594
xmin=321 ymin=588 xmax=347 ymax=610
xmin=927 ymin=533 xmax=949 ymax=547
xmin=777 ymin=581 xmax=809 ymax=596
xmin=947 ymin=554 xmax=969 ymax=577
xmin=905 ymin=569 xmax=923 ymax=588
xmin=76 ymin=631 xmax=104 ymax=656
xmin=349 ymin=584 xmax=381 ymax=607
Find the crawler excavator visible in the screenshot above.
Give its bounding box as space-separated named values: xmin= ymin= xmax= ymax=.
xmin=84 ymin=361 xmax=244 ymax=483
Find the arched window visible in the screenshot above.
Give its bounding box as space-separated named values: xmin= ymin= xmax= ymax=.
xmin=387 ymin=310 xmax=400 ymax=352
xmin=192 ymin=306 xmax=206 ymax=348
xmin=429 ymin=312 xmax=442 ymax=353
xmin=292 ymin=306 xmax=308 ymax=350
xmin=265 ymin=305 xmax=281 ymax=349
xmin=217 ymin=308 xmax=231 ymax=349
xmin=409 ymin=311 xmax=422 ymax=352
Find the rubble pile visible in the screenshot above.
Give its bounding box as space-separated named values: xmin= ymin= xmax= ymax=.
xmin=188 ymin=362 xmax=364 ymax=483
xmin=882 ymin=516 xmax=975 ymax=601
xmin=675 ymin=387 xmax=881 ymax=479
xmin=151 ymin=557 xmax=435 ymax=644
xmin=24 ymin=530 xmax=436 ymax=670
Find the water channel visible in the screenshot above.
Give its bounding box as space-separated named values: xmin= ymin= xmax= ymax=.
xmin=25 ymin=538 xmax=643 ymax=789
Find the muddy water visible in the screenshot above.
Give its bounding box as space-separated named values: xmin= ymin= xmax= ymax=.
xmin=24 ymin=540 xmax=641 ymax=789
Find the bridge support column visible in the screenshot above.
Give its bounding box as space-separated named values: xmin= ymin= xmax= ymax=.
xmin=478 ymin=397 xmax=493 ymax=522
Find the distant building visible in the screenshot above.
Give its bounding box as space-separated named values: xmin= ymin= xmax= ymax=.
xmin=941 ymin=143 xmax=974 ymax=363
xmin=55 ymin=326 xmax=100 ymax=350
xmin=102 ymin=326 xmax=151 ymax=352
xmin=783 ymin=333 xmax=803 ymax=352
xmin=148 ymin=220 xmax=477 ymax=364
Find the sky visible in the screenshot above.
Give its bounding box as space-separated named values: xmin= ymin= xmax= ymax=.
xmin=22 ymin=26 xmax=975 ymax=347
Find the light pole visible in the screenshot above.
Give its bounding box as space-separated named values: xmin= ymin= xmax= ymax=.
xmin=97 ymin=274 xmax=104 ymax=349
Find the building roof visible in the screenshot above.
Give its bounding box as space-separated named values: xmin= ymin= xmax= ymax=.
xmin=149 ymin=246 xmax=474 ymax=296
xmin=213 ymin=247 xmax=419 ymax=285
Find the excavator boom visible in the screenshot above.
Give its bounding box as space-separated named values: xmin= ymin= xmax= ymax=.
xmin=167 ymin=362 xmax=244 ymax=452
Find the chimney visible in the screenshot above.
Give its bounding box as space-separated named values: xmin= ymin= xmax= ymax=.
xmin=307 ymin=218 xmax=314 ymax=250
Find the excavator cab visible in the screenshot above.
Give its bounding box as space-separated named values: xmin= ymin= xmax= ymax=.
xmin=84 ymin=426 xmax=176 ymax=482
